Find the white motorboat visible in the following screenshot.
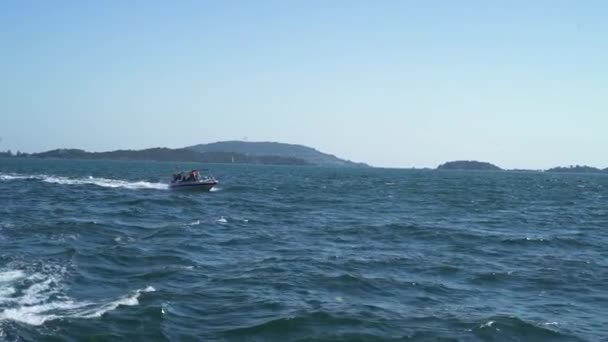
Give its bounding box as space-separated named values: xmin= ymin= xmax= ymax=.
xmin=169 ymin=170 xmax=217 ymax=191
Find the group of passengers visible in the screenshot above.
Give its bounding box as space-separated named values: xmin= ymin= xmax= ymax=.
xmin=172 ymin=170 xmax=198 ymax=183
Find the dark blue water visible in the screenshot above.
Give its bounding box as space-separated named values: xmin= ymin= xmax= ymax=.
xmin=1 ymin=158 xmax=607 ymax=341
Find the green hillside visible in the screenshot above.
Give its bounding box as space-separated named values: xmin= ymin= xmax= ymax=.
xmin=187 ymin=141 xmax=368 ymax=167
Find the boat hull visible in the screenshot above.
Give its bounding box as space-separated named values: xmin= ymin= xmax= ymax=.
xmin=169 ymin=181 xmax=217 ymax=191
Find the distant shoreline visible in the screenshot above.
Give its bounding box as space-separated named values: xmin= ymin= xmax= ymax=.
xmin=436 ymin=160 xmax=607 ymax=174
xmin=0 ymin=141 xmax=369 ymax=168
xmin=2 ymin=154 xmax=606 ymax=174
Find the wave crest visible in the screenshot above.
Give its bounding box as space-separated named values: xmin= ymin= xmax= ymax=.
xmin=0 ymin=268 xmax=155 ymax=326
xmin=473 ymin=316 xmax=575 ymax=341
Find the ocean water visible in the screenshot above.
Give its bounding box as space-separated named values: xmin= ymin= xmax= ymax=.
xmin=0 ymin=158 xmax=607 ymax=341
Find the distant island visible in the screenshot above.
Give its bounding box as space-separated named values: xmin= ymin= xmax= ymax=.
xmin=435 ymin=160 xmax=608 ymax=173
xmin=187 ymin=141 xmax=367 ymax=167
xmin=0 ymin=141 xmax=369 ymax=167
xmin=437 ymin=160 xmax=502 ymax=171
xmin=545 ymin=165 xmax=605 ymax=174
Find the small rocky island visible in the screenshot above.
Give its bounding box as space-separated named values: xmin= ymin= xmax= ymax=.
xmin=437 ymin=160 xmax=502 ymax=171
xmin=545 ymin=165 xmax=605 ymax=174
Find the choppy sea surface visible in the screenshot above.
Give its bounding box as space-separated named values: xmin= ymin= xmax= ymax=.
xmin=0 ymin=158 xmax=607 ymax=341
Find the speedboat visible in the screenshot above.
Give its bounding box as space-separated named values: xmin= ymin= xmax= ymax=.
xmin=169 ymin=170 xmax=218 ymax=191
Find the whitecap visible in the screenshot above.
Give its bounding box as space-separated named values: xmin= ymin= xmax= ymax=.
xmin=0 ymin=286 xmax=155 ymax=326
xmin=0 ymin=270 xmax=25 ymax=283
xmin=217 ymin=217 xmax=228 ymax=224
xmin=78 ymin=286 xmax=155 ymax=319
xmin=0 ymin=268 xmax=155 ymax=326
xmin=480 ymin=320 xmax=495 ymax=328
xmin=20 ymin=277 xmax=59 ymax=305
xmin=0 ymin=287 xmax=15 ymax=298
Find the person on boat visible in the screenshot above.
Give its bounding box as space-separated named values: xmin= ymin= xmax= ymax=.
xmin=186 ymin=171 xmax=195 ymax=182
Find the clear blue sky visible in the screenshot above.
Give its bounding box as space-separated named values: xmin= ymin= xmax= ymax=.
xmin=1 ymin=1 xmax=606 ymax=169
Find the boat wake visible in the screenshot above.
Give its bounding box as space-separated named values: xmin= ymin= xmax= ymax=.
xmin=0 ymin=267 xmax=155 ymax=326
xmin=0 ymin=173 xmax=167 ymax=190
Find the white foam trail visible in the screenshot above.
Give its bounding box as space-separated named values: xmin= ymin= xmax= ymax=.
xmin=0 ymin=273 xmax=17 ymax=299
xmin=0 ymin=174 xmax=32 ymax=181
xmin=0 ymin=284 xmax=15 ymax=295
xmin=0 ymin=270 xmax=25 ymax=283
xmin=0 ymin=172 xmax=168 ymax=190
xmin=41 ymin=175 xmax=168 ymax=190
xmin=0 ymin=268 xmax=155 ymax=326
xmin=1 ymin=300 xmax=77 ymax=325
